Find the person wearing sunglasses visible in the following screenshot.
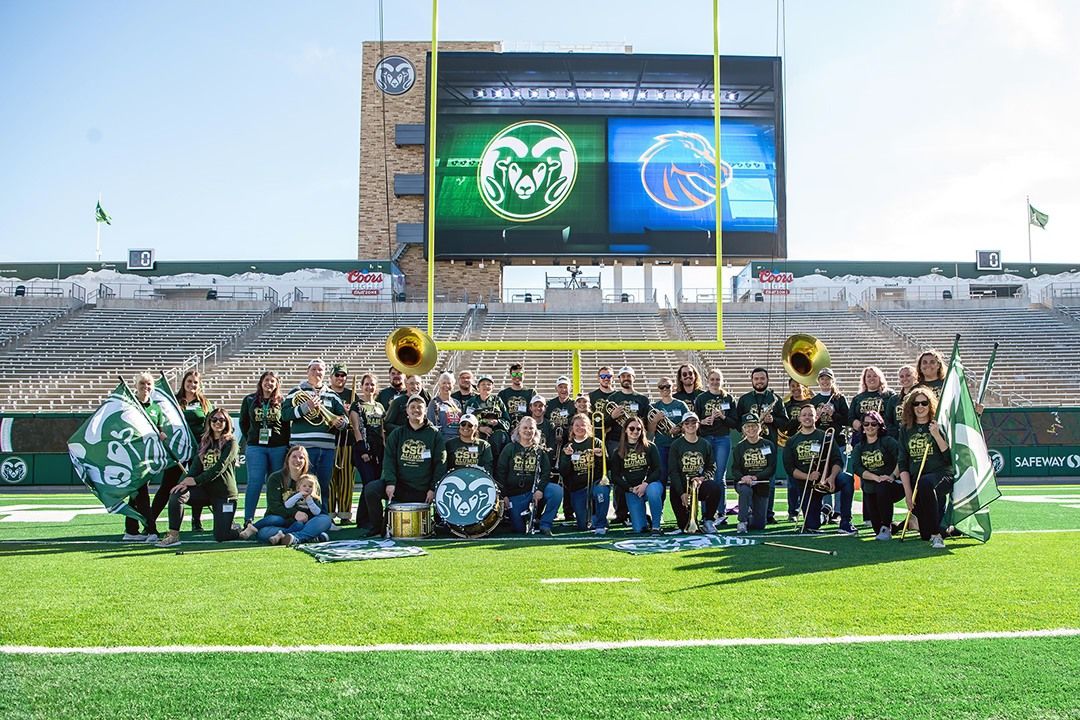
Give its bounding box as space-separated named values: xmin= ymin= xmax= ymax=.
xmin=649 ymin=377 xmax=689 ymax=486
xmin=667 ymin=413 xmax=721 ymax=534
xmin=588 ymin=365 xmax=619 ymax=439
xmin=899 ymin=390 xmax=951 ymax=549
xmin=852 ymin=410 xmax=902 ymax=540
xmin=156 ymin=410 xmax=241 ymax=547
xmin=673 ymin=364 xmax=703 ymax=406
xmin=610 ymin=418 xmax=663 ymax=535
xmin=498 ymin=363 xmax=533 ymax=431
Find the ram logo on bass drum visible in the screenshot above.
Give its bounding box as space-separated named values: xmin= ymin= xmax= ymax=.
xmin=477 ymin=121 xmax=577 ymax=222
xmin=374 ymin=55 xmax=415 ymax=96
xmin=639 ymin=131 xmax=732 ymax=212
xmin=1 ymin=457 xmax=28 ymax=483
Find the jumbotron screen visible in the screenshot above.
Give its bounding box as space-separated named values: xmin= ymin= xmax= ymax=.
xmin=430 ymin=52 xmax=785 ymax=259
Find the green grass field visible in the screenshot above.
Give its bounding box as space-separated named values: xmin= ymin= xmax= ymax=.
xmin=2 ymin=485 xmax=1079 ymax=719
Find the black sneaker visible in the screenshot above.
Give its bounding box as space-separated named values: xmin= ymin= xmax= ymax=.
xmin=650 ymin=528 xmax=662 ymax=536
xmin=766 ymin=514 xmax=777 ymax=525
xmin=799 ymin=527 xmax=824 ymax=535
xmin=539 ymin=527 xmax=553 ymax=537
xmin=316 ymin=532 xmax=330 ymax=543
xmin=838 ymin=522 xmax=858 ymax=535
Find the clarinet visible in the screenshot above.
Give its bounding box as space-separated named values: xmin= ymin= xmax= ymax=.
xmin=526 ymin=445 xmax=544 ymax=534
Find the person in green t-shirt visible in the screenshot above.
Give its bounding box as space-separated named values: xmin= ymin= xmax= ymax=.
xmin=122 ymin=372 xmax=168 ymax=542
xmin=731 ymin=414 xmax=777 ymax=533
xmin=898 ymin=389 xmax=951 ymax=549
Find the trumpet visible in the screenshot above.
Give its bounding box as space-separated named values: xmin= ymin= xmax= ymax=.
xmin=648 ymin=408 xmax=679 ymax=437
xmin=291 ymin=387 xmax=343 ymax=428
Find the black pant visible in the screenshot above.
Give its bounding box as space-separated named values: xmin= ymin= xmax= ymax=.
xmin=167 ymin=486 xmax=239 ymax=542
xmin=913 ymin=471 xmax=949 ymax=541
xmin=613 ymin=487 xmax=629 ymax=522
xmin=362 ymin=480 xmax=428 ymax=533
xmin=863 ymin=480 xmax=905 ymax=533
xmin=125 ymin=483 xmax=152 ymax=535
xmin=670 ymin=479 xmax=721 ymax=531
xmin=149 ymin=466 xmax=206 ymax=535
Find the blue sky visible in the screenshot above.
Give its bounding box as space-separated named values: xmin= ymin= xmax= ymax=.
xmin=1 ymin=0 xmax=1076 ymax=270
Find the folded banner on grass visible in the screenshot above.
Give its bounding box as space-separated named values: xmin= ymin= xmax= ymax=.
xmin=938 ymin=345 xmax=1002 ymax=542
xmin=295 ymin=539 xmax=427 ymax=563
xmin=68 ymin=381 xmax=168 ymax=523
xmin=612 ymin=535 xmax=760 ymax=555
xmin=151 ymin=375 xmax=196 ymax=465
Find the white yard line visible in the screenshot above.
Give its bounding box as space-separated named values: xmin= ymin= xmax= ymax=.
xmin=3 ymin=628 xmax=1078 ymax=655
xmin=540 ymin=577 xmax=640 ymax=584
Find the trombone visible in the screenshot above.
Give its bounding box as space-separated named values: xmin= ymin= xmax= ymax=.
xmin=686 ymin=476 xmax=701 ymax=534
xmin=799 ymin=426 xmax=836 ymax=534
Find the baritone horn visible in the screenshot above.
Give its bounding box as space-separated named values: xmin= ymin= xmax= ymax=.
xmin=782 ymin=333 xmax=832 ymax=385
xmin=648 ymin=408 xmax=678 ymax=437
xmin=386 ymin=327 xmax=438 ymax=375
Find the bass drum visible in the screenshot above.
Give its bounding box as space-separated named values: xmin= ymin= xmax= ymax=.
xmin=435 ymin=466 xmax=502 ymax=539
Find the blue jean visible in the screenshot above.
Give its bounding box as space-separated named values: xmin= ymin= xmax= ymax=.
xmin=304 ymin=446 xmax=336 ymax=502
xmin=243 ymin=444 xmax=287 ymax=523
xmin=656 ymin=443 xmax=673 ymax=486
xmin=626 ymin=481 xmax=665 ymax=532
xmin=707 ymin=434 xmax=731 ymax=516
xmin=567 ymin=485 xmax=612 ymax=531
xmin=507 ymin=484 xmax=564 ymax=533
xmin=800 ymin=471 xmax=855 ymax=530
xmin=255 ymin=513 xmax=332 ymax=543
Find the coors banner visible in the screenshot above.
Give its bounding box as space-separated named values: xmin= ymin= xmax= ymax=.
xmin=68 ymin=381 xmax=168 ymax=522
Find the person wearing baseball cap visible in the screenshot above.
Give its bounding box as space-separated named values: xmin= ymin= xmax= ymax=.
xmin=731 ymin=413 xmax=776 ymax=534
xmin=463 ymin=374 xmax=510 ymax=461
xmin=326 ymin=362 xmax=357 ymax=528
xmin=365 ymin=393 xmax=446 ymax=535
xmin=666 ymin=411 xmax=722 ymax=534
xmin=445 ymin=412 xmax=493 ymax=475
xmin=546 ymin=375 xmax=576 ymax=444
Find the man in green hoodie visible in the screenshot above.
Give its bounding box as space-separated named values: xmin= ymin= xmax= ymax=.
xmin=362 ymin=395 xmax=446 ymax=536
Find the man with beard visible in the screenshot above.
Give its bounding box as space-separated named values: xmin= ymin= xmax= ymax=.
xmin=588 ymin=365 xmax=619 ymax=439
xmin=451 ymin=369 xmax=476 ymax=407
xmin=376 ymin=366 xmax=406 ymax=411
xmin=498 ymin=363 xmax=533 ymax=431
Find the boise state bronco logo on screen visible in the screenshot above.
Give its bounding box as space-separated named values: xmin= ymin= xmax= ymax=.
xmin=477 ymin=120 xmax=578 ymax=222
xmin=639 ymin=131 xmax=732 ymax=212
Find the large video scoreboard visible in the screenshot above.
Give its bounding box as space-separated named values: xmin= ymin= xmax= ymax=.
xmin=430 ymin=52 xmax=785 ymax=259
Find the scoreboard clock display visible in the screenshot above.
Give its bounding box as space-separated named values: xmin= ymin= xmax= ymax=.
xmin=127 ymin=249 xmax=156 ymax=271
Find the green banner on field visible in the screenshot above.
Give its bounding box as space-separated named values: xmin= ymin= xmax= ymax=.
xmin=611 ymin=535 xmax=760 ymax=555
xmin=295 ymin=539 xmax=427 ymax=563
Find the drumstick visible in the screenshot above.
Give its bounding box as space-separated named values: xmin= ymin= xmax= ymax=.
xmin=762 ymin=541 xmax=837 ymax=556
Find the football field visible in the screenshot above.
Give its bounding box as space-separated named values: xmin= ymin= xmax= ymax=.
xmin=2 ymin=485 xmax=1079 ymax=720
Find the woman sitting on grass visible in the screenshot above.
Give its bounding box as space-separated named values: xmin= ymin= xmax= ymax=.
xmin=240 ymin=445 xmax=330 ymax=545
xmin=156 ymin=409 xmax=240 ymax=547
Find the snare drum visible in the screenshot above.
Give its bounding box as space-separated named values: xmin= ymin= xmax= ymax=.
xmin=435 ymin=466 xmax=502 ymax=539
xmin=387 ymin=502 xmax=434 ymax=539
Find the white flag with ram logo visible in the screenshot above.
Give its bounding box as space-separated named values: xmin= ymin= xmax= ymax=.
xmin=937 ymin=346 xmax=1001 ymax=542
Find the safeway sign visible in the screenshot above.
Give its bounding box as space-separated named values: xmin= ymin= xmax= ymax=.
xmin=347 ymin=271 xmax=385 ymax=297
xmin=991 ymin=445 xmax=1080 ymax=477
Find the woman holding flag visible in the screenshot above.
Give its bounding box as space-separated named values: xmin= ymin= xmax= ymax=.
xmin=898 ymin=389 xmax=951 ymax=549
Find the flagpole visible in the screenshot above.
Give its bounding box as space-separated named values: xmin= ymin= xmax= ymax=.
xmin=96 ymin=192 xmax=102 ymax=263
xmin=977 ymin=342 xmax=999 ymax=406
xmin=1027 ymin=194 xmax=1032 ymax=265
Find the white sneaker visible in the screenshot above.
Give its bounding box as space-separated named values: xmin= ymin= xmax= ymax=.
xmin=144 ymin=534 xmax=159 ymax=544
xmin=736 ymin=522 xmax=747 ymax=534
xmin=121 ymin=533 xmax=146 ymax=541
xmin=593 ymin=527 xmax=607 ymax=536
xmin=702 ymin=520 xmax=717 ymax=534
xmin=327 ymin=523 xmax=341 ymax=532
xmin=930 ymin=535 xmax=946 ymax=549
xmin=875 ymin=528 xmax=892 ymax=541
xmin=665 ymin=528 xmax=684 ymax=535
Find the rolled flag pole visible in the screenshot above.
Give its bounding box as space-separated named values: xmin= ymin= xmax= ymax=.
xmin=977 ymin=342 xmax=999 ymax=406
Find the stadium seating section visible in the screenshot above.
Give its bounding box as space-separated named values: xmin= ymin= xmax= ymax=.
xmin=0 ymin=300 xmax=1077 ymax=412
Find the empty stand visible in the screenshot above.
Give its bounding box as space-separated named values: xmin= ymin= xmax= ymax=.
xmin=0 ymin=304 xmax=75 ymax=346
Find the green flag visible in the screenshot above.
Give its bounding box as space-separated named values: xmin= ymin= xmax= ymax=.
xmin=937 ymin=347 xmax=1002 ymax=542
xmin=151 ymin=375 xmax=196 ymax=465
xmin=68 ymin=381 xmax=168 ymax=522
xmin=1029 ymin=203 xmax=1049 ymax=229
xmin=95 ymin=201 xmax=112 ymax=225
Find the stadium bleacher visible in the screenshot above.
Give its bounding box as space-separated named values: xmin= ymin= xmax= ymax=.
xmin=0 ymin=304 xmax=75 ymax=347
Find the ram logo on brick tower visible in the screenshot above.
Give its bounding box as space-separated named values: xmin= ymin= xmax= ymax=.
xmin=639 ymin=131 xmax=732 ymax=212
xmin=477 ymin=120 xmax=577 ymax=222
xmin=374 ymin=56 xmax=416 ymax=96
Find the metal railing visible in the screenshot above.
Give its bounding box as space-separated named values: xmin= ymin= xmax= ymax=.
xmin=0 ymin=281 xmax=86 ymax=301
xmin=96 ymin=283 xmax=277 ymax=302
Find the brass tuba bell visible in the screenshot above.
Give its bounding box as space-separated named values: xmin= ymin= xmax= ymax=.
xmin=782 ymin=333 xmax=831 ymax=385
xmin=385 ymin=326 xmax=438 ymax=375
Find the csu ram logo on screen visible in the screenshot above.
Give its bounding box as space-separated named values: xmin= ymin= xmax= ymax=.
xmin=639 ymin=131 xmax=732 ymax=212
xmin=477 ymin=121 xmax=577 ymax=222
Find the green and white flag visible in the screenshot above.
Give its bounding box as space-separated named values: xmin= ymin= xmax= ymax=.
xmin=1029 ymin=203 xmax=1049 ymax=229
xmin=68 ymin=381 xmax=168 ymax=522
xmin=95 ymin=201 xmax=112 ymax=225
xmin=151 ymin=375 xmax=196 ymax=465
xmin=937 ymin=346 xmax=1002 ymax=542
xmin=296 ymin=539 xmax=427 ymax=563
